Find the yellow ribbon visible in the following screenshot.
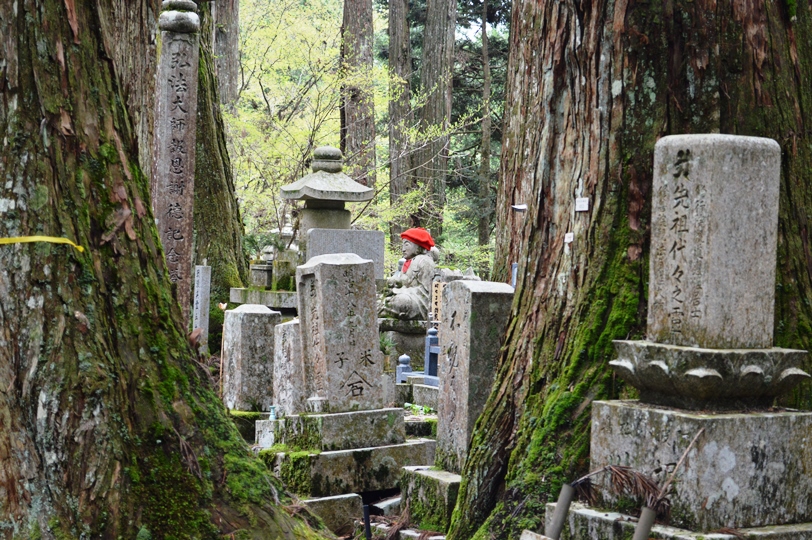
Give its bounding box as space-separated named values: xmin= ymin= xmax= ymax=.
xmin=0 ymin=236 xmax=85 ymax=253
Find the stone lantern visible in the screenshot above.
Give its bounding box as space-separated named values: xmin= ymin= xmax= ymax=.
xmin=280 ymin=146 xmax=373 ymax=235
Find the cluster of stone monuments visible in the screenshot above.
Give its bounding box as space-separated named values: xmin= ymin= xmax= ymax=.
xmin=219 ymin=147 xmax=516 ymax=536
xmin=217 ymin=135 xmax=812 ymax=539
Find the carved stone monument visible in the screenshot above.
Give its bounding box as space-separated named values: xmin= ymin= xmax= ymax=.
xmin=222 ymin=304 xmax=281 ymax=411
xmin=548 ymin=135 xmax=812 ymax=538
xmin=297 ymin=253 xmax=383 ymax=412
xmin=152 ymin=0 xmax=200 ymax=327
xmin=192 ymin=263 xmax=211 ymax=353
xmin=436 ymin=280 xmax=514 ymax=473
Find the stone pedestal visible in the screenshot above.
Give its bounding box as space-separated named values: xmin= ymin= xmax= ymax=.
xmin=256 ymin=408 xmax=405 ymax=451
xmin=265 ymin=439 xmax=436 ymax=497
xmin=222 ymin=304 xmax=281 ymax=411
xmin=230 ymin=288 xmax=298 ymax=310
xmin=591 ymin=400 xmax=812 ymax=530
xmin=436 ymin=281 xmax=513 ymax=473
xmin=297 ymin=253 xmax=383 ymax=412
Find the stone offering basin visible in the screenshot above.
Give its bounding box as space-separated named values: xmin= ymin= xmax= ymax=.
xmin=610 ymin=340 xmax=809 ymax=410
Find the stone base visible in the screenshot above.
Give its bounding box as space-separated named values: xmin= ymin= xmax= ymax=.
xmin=592 ymin=400 xmax=812 ymax=530
xmin=412 ymin=384 xmax=439 ymax=410
xmin=230 ymin=288 xmax=298 ymax=309
xmin=519 ymin=532 xmax=551 ymax=540
xmin=385 ymin=331 xmax=426 ymax=370
xmin=255 ymin=408 xmax=405 ymax=451
xmin=401 ymin=466 xmax=461 ymax=533
xmin=302 ymin=493 xmax=362 ymax=534
xmin=544 ymin=502 xmax=812 ymax=539
xmin=228 ymin=411 xmax=269 ymax=444
xmin=268 ymin=439 xmax=436 ymax=497
xmin=405 ymin=417 xmax=437 ymax=438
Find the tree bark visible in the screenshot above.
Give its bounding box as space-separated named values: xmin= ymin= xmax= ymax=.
xmin=0 ymin=2 xmax=324 ymax=537
xmin=448 ymin=0 xmax=812 ymax=538
xmin=195 ymin=2 xmax=249 ymax=346
xmin=477 ymin=0 xmax=492 ymax=250
xmin=388 ymin=0 xmax=414 ymax=243
xmin=340 ymin=0 xmax=377 ymax=187
xmin=213 ymin=0 xmax=240 ymax=106
xmin=411 ymin=0 xmax=457 ymax=233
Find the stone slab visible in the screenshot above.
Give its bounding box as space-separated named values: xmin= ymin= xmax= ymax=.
xmin=412 ymin=384 xmax=438 ymax=410
xmin=222 ymin=304 xmax=281 ymax=411
xmin=273 ymin=319 xmax=307 ymax=416
xmin=379 ymin=318 xmax=429 ymax=334
xmin=384 ymin=331 xmax=427 ymax=370
xmin=307 ymin=228 xmax=386 ymax=279
xmin=648 ymin=135 xmax=781 ymax=349
xmin=302 ymin=493 xmax=362 ymax=535
xmin=272 ymin=439 xmax=436 ymax=497
xmin=591 ymin=400 xmax=812 ymax=530
xmin=255 ymin=408 xmax=406 ymax=451
xmin=192 ymin=265 xmax=211 ymax=353
xmin=405 ymin=418 xmax=437 ymax=438
xmin=297 ymin=253 xmax=383 ymax=412
xmin=372 ymin=495 xmax=402 ymax=516
xmin=229 ymin=287 xmax=299 ymax=309
xmin=436 ymin=281 xmax=514 ymax=473
xmin=401 ymin=466 xmax=461 ymax=533
xmin=545 ymin=502 xmax=812 ymax=540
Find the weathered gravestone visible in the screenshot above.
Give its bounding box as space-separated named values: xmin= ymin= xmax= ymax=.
xmin=584 ymin=135 xmax=812 ymax=534
xmin=192 ymin=263 xmax=210 ymax=352
xmin=152 ymin=1 xmax=200 ymax=327
xmin=272 ymin=319 xmax=307 ymax=417
xmin=436 ymin=281 xmax=514 ymax=473
xmin=222 ymin=304 xmax=281 ymax=411
xmin=297 ymin=253 xmax=383 ymax=412
xmin=307 ymin=228 xmax=386 ymax=279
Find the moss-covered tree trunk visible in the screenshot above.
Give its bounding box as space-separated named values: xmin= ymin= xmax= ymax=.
xmin=0 ymin=1 xmax=324 ymax=538
xmin=195 ymin=3 xmax=249 ymax=347
xmin=448 ymin=0 xmax=812 ymax=539
xmin=213 ymin=0 xmax=240 ymax=107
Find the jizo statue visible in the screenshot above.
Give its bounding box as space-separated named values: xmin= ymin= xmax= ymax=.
xmin=380 ymin=228 xmax=438 ymax=320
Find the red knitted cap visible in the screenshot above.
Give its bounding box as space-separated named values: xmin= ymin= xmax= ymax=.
xmin=400 ymin=228 xmax=435 ymax=250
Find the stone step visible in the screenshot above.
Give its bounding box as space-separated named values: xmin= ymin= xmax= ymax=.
xmin=372 ymin=523 xmax=445 ymax=540
xmin=256 ymin=408 xmax=405 ymax=451
xmin=267 ymin=439 xmax=436 ymax=497
xmin=401 ymin=466 xmax=461 ymax=533
xmin=229 ymin=287 xmax=298 ymax=309
xmin=520 ymin=532 xmax=551 ymax=540
xmin=547 ymin=502 xmax=812 ymax=540
xmin=302 ymin=493 xmax=362 ymax=535
xmin=372 ymin=495 xmax=402 ymax=516
xmin=404 ymin=416 xmax=437 ymax=438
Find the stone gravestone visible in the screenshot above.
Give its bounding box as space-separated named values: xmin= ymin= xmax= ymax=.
xmin=647 ymin=134 xmax=780 ymax=349
xmin=272 ymin=319 xmax=307 ymax=417
xmin=296 ymin=253 xmax=383 ymax=412
xmin=152 ymin=1 xmax=200 ymax=327
xmin=592 ymin=135 xmax=812 ymax=534
xmin=192 ymin=263 xmax=211 ymax=353
xmin=436 ymin=281 xmax=514 ymax=473
xmin=222 ymin=304 xmax=281 ymax=411
xmin=307 ymin=228 xmax=386 ymax=279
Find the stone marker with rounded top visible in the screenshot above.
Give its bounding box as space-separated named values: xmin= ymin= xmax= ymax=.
xmin=152 ymin=0 xmax=200 ymax=327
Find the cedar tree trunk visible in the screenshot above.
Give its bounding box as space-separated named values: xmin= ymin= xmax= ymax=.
xmin=0 ymin=1 xmax=326 ymax=538
xmin=477 ymin=0 xmax=492 ymax=249
xmin=195 ymin=2 xmax=249 ymax=347
xmin=448 ymin=0 xmax=812 ymax=538
xmin=340 ymin=0 xmax=377 ymax=187
xmin=214 ymin=0 xmax=240 ymax=106
xmin=411 ymin=0 xmax=457 ymax=233
xmin=388 ymin=0 xmax=414 ymax=242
